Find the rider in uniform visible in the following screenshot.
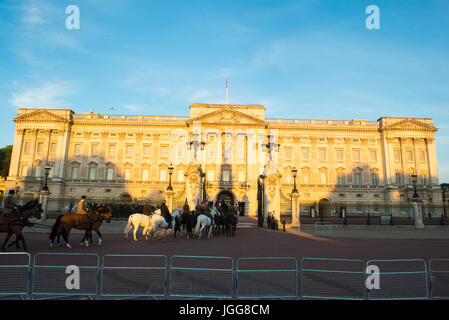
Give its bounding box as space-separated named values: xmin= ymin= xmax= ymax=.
xmin=76 ymin=195 xmax=89 ymax=215
xmin=160 ymin=200 xmax=172 ymax=226
xmin=143 ymin=200 xmax=152 ymax=216
xmin=3 ymin=189 xmax=17 ymax=224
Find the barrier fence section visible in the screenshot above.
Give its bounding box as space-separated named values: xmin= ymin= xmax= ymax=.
xmin=301 ymin=258 xmax=366 ymax=300
xmin=100 ymin=254 xmax=167 ymax=299
xmin=236 ymin=257 xmax=298 ymax=299
xmin=169 ymin=255 xmax=234 ymax=299
xmin=32 ymin=253 xmax=100 ymax=300
xmin=429 ymin=259 xmax=449 ymax=299
xmin=366 ymin=259 xmax=428 ymax=300
xmin=0 ymin=253 xmax=31 ymax=299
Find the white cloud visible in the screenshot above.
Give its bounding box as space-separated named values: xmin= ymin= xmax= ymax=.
xmin=9 ymin=81 xmax=76 ymax=108
xmin=21 ymin=5 xmax=46 ymax=24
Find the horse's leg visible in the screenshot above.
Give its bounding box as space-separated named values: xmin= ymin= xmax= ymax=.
xmin=2 ymin=232 xmax=13 ymax=251
xmin=62 ymin=227 xmax=72 ymax=248
xmin=95 ymin=228 xmax=102 ymax=245
xmin=133 ymin=225 xmax=138 ymax=242
xmin=17 ymin=232 xmax=27 ymax=252
xmin=80 ymin=231 xmax=87 ymax=247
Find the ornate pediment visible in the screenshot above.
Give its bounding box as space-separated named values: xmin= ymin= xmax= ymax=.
xmin=382 ymin=119 xmax=437 ymax=132
xmin=187 ymin=108 xmax=266 ymax=126
xmin=14 ymin=110 xmax=70 ymax=123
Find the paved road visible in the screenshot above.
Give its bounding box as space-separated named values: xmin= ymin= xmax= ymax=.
xmin=8 ymin=216 xmax=449 ymax=262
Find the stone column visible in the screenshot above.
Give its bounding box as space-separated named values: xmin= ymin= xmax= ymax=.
xmin=291 ymin=191 xmax=300 ymax=229
xmin=165 ymin=189 xmax=174 ymax=212
xmin=413 ymin=198 xmax=424 ymax=229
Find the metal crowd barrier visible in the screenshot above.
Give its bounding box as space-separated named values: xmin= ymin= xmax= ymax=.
xmin=100 ymin=254 xmax=167 ymax=299
xmin=31 ymin=253 xmax=100 ymax=300
xmin=0 ymin=253 xmax=31 ymax=299
xmin=168 ymin=255 xmax=234 ymax=299
xmin=1 ymin=253 xmax=449 ymax=300
xmin=366 ymin=259 xmax=428 ymax=300
xmin=236 ymin=257 xmax=298 ymax=299
xmin=301 ymin=258 xmax=366 ymax=300
xmin=429 ymin=259 xmax=449 ymax=299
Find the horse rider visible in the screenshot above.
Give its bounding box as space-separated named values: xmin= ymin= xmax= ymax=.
xmin=2 ymin=189 xmax=17 ymax=225
xmin=76 ymin=195 xmax=89 ymax=215
xmin=160 ymin=200 xmax=172 ymax=226
xmin=143 ymin=200 xmax=152 ymax=216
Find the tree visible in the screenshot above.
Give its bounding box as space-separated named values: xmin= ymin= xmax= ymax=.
xmin=0 ymin=145 xmax=13 ymax=178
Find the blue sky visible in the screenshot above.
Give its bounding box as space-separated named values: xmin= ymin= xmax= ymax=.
xmin=1 ymin=0 xmax=449 ymax=181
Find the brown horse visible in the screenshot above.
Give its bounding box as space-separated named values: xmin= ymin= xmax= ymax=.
xmin=49 ymin=206 xmax=112 ymax=248
xmin=0 ymin=199 xmax=43 ymax=252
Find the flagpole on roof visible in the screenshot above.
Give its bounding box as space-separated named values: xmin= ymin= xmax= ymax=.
xmin=226 ymin=72 xmax=228 ymax=105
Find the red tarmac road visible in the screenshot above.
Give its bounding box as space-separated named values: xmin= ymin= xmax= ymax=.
xmin=4 ymin=217 xmax=449 ymax=263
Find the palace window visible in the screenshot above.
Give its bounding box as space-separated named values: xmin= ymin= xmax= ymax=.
xmin=178 ymin=169 xmax=184 ymax=182
xmin=336 ymin=150 xmax=344 ymax=161
xmin=125 ymin=168 xmax=132 ymax=181
xmin=319 ymin=149 xmax=326 ymax=161
xmin=37 ymin=142 xmax=44 ymax=154
xmin=24 ymin=142 xmax=31 ymax=154
xmin=354 ymin=172 xmax=362 ymax=185
xmin=395 ymin=173 xmax=402 ymax=185
xmin=74 ymin=144 xmax=81 ymax=156
xmin=71 ymin=167 xmax=79 ymax=179
xmin=142 ymin=168 xmax=149 ymax=181
xmin=50 ymin=143 xmax=57 ymax=155
xmin=302 ymin=149 xmax=309 ymax=161
xmin=371 ymin=172 xmax=379 ymax=186
xmin=419 ymin=151 xmax=426 ymax=162
xmin=370 ymin=150 xmax=377 ymax=162
xmin=320 ymin=172 xmax=327 ymax=184
xmin=160 ymin=145 xmax=168 ymax=159
xmin=222 ymin=169 xmax=230 ymax=182
xmin=337 ymin=172 xmax=345 ymax=185
xmin=107 ymin=168 xmax=114 ymax=180
xmin=126 ymin=145 xmax=134 ymax=157
xmin=284 ymin=147 xmax=292 ymax=161
xmin=89 ymin=167 xmax=97 ymax=180
xmin=143 ymin=144 xmax=151 ymax=157
xmin=159 ymin=169 xmax=167 ymax=182
xmin=353 ymin=150 xmax=360 ymax=162
xmin=34 ymin=165 xmax=42 ymax=178
xmin=91 ymin=144 xmax=99 ymax=156
xmin=407 ymin=150 xmax=413 ymax=162
xmin=394 ymin=150 xmax=400 ymax=162
xmin=108 ymin=145 xmax=116 ymax=157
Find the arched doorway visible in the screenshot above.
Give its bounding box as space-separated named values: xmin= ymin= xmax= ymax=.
xmin=119 ymin=193 xmax=132 ymax=203
xmin=318 ymin=198 xmax=331 ymax=218
xmin=216 ymin=190 xmax=235 ymax=206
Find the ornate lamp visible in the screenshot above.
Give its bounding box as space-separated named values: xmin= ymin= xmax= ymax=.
xmin=167 ymin=163 xmax=174 ymax=191
xmin=292 ymin=167 xmax=298 ymax=194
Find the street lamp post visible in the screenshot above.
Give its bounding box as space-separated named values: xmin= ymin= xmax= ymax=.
xmin=411 ymin=173 xmax=419 ymax=200
xmin=167 ymin=163 xmax=174 ymax=191
xmin=292 ymin=167 xmax=298 ymax=194
xmin=410 ymin=171 xmax=424 ymax=228
xmin=262 ymin=134 xmax=280 ymax=161
xmin=441 ymin=183 xmax=449 ymax=220
xmin=40 ymin=163 xmax=51 ymax=222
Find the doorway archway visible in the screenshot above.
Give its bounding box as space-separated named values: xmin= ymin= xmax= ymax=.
xmin=216 ymin=190 xmax=235 ymax=206
xmin=318 ymin=198 xmax=331 ymax=218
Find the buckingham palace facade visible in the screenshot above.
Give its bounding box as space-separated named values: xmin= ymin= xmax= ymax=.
xmin=5 ymin=103 xmax=444 ymax=219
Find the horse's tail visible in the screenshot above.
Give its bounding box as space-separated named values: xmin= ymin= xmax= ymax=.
xmin=193 ymin=217 xmax=201 ymax=236
xmin=49 ymin=215 xmax=63 ymax=241
xmin=123 ymin=215 xmax=133 ymax=235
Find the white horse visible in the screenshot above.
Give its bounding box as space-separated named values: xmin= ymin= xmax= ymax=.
xmin=193 ymin=207 xmax=218 ymax=239
xmin=124 ymin=213 xmax=153 ymax=242
xmin=149 ymin=209 xmax=181 ymax=241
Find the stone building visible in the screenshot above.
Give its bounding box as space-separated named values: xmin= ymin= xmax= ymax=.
xmin=5 ymin=103 xmax=443 ymax=219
